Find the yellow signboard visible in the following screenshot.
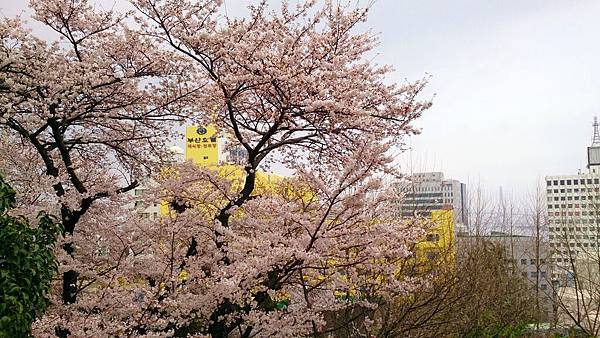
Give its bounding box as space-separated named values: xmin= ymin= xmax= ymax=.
xmin=186 ymin=125 xmax=219 ymax=166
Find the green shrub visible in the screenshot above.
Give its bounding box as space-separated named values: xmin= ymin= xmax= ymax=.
xmin=0 ymin=176 xmax=61 ymax=337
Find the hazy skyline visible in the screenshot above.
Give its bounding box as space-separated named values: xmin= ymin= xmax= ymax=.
xmin=3 ymin=0 xmax=599 ymax=196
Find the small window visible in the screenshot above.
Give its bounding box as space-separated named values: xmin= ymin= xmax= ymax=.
xmin=425 ymin=234 xmax=440 ymax=242
xmin=426 ymin=251 xmax=439 ymax=260
xmin=521 ymin=259 xmax=527 ymax=265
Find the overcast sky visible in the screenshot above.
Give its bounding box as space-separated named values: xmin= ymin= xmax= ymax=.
xmin=3 ymin=0 xmax=600 ymax=196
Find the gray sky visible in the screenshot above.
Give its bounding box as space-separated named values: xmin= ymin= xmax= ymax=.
xmin=3 ymin=0 xmax=600 ymax=196
xmin=367 ymin=0 xmax=600 ymax=195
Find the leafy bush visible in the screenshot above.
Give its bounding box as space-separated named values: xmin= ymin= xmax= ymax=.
xmin=0 ymin=176 xmax=61 ymax=337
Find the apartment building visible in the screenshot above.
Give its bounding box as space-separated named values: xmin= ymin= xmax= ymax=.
xmin=546 ymin=118 xmax=600 ymax=281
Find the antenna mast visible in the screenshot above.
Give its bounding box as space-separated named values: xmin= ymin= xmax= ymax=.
xmin=593 ymin=117 xmax=600 ymax=146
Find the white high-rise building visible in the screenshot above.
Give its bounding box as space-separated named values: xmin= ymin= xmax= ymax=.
xmin=396 ymin=172 xmax=468 ymax=226
xmin=546 ymin=118 xmax=600 ymax=281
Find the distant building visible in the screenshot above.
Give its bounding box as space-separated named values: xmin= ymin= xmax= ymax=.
xmin=396 ymin=172 xmax=468 ymax=226
xmin=545 ymin=118 xmax=600 ymax=281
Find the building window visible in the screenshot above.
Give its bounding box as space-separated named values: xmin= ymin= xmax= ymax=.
xmin=425 ymin=234 xmax=440 ymax=242
xmin=560 ymin=180 xmax=565 ymax=185
xmin=547 ymin=180 xmax=552 ymax=186
xmin=567 ymin=180 xmax=572 ymax=185
xmin=426 ymin=251 xmax=439 ymax=260
xmin=521 ymin=259 xmax=527 ymax=265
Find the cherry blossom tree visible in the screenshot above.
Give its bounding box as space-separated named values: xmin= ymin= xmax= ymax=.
xmin=1 ymin=0 xmax=431 ymax=337
xmin=1 ymin=0 xmax=195 ymax=335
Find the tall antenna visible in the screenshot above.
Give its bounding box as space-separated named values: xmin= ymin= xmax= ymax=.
xmin=593 ymin=117 xmax=600 ymax=147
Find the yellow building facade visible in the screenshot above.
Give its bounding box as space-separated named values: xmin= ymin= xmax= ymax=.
xmin=414 ymin=208 xmax=456 ymax=269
